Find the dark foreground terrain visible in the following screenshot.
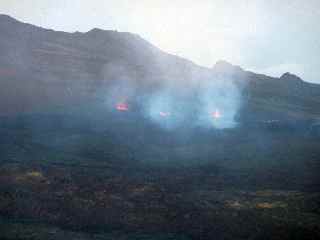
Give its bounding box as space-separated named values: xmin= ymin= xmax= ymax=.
xmin=0 ymin=111 xmax=319 ymax=240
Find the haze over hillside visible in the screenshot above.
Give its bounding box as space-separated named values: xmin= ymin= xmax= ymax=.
xmin=0 ymin=14 xmax=320 ymax=126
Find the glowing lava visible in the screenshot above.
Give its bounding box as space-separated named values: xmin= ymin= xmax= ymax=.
xmin=159 ymin=111 xmax=171 ymax=117
xmin=116 ymin=103 xmax=129 ymax=111
xmin=212 ymin=109 xmax=222 ymax=119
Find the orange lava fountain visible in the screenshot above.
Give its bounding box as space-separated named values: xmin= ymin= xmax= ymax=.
xmin=116 ymin=103 xmax=129 ymax=111
xmin=212 ymin=109 xmax=222 ymax=119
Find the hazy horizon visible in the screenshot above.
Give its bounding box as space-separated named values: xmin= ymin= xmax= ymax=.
xmin=0 ymin=0 xmax=319 ymax=83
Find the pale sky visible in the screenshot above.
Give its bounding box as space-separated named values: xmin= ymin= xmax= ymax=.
xmin=0 ymin=0 xmax=319 ymax=83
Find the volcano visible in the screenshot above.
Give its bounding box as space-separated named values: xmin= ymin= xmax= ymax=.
xmin=0 ymin=15 xmax=320 ymax=240
xmin=0 ymin=14 xmax=319 ymax=123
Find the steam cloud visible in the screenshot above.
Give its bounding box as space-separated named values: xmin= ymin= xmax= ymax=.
xmin=102 ymin=61 xmax=243 ymax=130
xmin=197 ymin=76 xmax=241 ymax=129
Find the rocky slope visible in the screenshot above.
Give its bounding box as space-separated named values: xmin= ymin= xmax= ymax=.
xmin=0 ymin=14 xmax=319 ymax=123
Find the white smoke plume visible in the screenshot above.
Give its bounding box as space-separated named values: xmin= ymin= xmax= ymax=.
xmin=102 ymin=60 xmax=244 ymax=130
xmin=196 ymin=75 xmax=242 ymax=129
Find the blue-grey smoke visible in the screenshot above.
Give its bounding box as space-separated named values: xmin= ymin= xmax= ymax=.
xmin=196 ymin=76 xmax=242 ymax=129
xmin=102 ymin=60 xmax=243 ymax=129
xmin=102 ymin=61 xmax=137 ymax=111
xmin=143 ymin=90 xmax=186 ymax=129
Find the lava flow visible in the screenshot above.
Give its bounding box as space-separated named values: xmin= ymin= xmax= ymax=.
xmin=116 ymin=103 xmax=129 ymax=111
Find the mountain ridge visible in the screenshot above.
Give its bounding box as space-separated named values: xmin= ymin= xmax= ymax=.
xmin=0 ymin=14 xmax=311 ymax=83
xmin=0 ymin=14 xmax=319 ymax=122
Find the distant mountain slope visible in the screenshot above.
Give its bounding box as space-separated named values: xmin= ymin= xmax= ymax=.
xmin=0 ymin=14 xmax=319 ymax=122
